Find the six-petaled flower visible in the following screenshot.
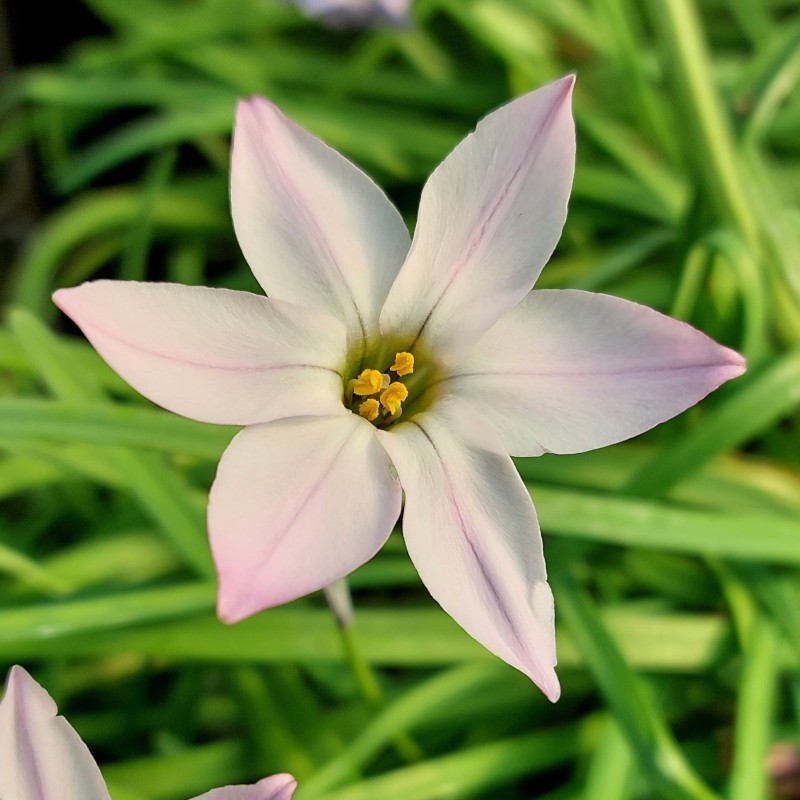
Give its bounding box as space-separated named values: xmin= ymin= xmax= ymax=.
xmin=54 ymin=76 xmax=745 ymax=700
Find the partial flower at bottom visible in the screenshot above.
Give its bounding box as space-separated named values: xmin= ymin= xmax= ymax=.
xmin=0 ymin=666 xmax=297 ymax=800
xmin=54 ymin=75 xmax=745 ymax=701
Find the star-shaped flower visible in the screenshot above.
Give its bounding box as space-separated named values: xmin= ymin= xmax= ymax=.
xmin=54 ymin=76 xmax=744 ymax=700
xmin=0 ymin=666 xmax=296 ymax=800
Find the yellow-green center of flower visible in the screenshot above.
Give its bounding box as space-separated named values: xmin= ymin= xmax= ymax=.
xmin=345 ymin=351 xmax=417 ymax=426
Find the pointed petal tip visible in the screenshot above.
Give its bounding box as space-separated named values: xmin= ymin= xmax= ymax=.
xmin=52 ymin=281 xmax=107 ymax=316
xmin=51 ymin=285 xmax=76 ymax=313
xmin=272 ymin=774 xmax=298 ymax=795
xmin=214 ymin=570 xmax=288 ymax=625
xmin=52 ymin=282 xmax=101 ymax=322
xmin=540 ymin=73 xmax=575 ymax=105
xmin=552 ymin=74 xmax=575 ymax=114
xmin=240 ymin=773 xmax=297 ymax=800
xmin=237 ymin=94 xmax=269 ymax=115
xmin=559 ymin=73 xmax=576 ymax=92
xmin=539 ymin=670 xmax=561 ymax=703
xmin=5 ymin=665 xmax=44 ymax=701
xmin=2 ymin=664 xmax=60 ymax=724
xmin=215 ymin=583 xmax=259 ymax=625
xmin=235 ymin=97 xmax=278 ymax=141
xmin=710 ymin=342 xmax=746 ymax=385
xmin=235 ymin=95 xmax=286 ymax=132
xmin=727 ymin=346 xmax=747 ymax=373
xmin=5 ymin=664 xmax=29 ymax=695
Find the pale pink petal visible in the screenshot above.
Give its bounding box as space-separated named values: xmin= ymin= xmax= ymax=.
xmin=0 ymin=666 xmax=111 ymax=800
xmin=292 ymin=0 xmax=410 ymax=26
xmin=380 ymin=76 xmax=575 ymax=363
xmin=231 ymin=97 xmax=411 ymax=356
xmin=210 ymin=414 xmax=401 ymax=622
xmin=377 ymin=398 xmax=559 ymax=700
xmin=53 ymin=281 xmax=346 ymax=426
xmin=444 ymin=289 xmax=746 ymax=456
xmin=191 ymin=774 xmax=297 ymax=800
xmin=0 ymin=667 xmax=296 ymax=800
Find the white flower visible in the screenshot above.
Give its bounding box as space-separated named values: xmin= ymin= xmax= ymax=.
xmin=0 ymin=666 xmax=296 ymax=800
xmin=54 ymin=77 xmax=744 ymax=699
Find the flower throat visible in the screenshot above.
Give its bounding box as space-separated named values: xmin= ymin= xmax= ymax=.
xmin=344 ymin=351 xmax=416 ymax=426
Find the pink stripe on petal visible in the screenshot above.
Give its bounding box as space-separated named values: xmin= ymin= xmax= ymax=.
xmin=446 ymin=289 xmax=745 ymax=456
xmin=378 ymin=399 xmax=559 ymax=700
xmin=54 ymin=281 xmax=346 ymax=426
xmin=381 ymin=76 xmax=575 ymax=363
xmin=231 ymin=97 xmax=410 ymax=353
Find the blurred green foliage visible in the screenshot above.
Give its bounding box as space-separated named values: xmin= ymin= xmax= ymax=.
xmin=1 ymin=0 xmax=800 ymax=798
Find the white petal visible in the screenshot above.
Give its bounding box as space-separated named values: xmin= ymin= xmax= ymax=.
xmin=381 ymin=76 xmax=575 ymax=363
xmin=191 ymin=774 xmax=297 ymax=800
xmin=0 ymin=666 xmax=111 ymax=800
xmin=445 ymin=289 xmax=746 ymax=456
xmin=231 ymin=97 xmax=411 ymax=355
xmin=377 ymin=399 xmax=559 ymax=700
xmin=210 ymin=414 xmax=401 ymax=622
xmin=54 ymin=281 xmax=346 ymax=426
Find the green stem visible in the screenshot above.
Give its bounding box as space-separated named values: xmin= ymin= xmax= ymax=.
xmin=326 ymin=580 xmax=424 ymax=764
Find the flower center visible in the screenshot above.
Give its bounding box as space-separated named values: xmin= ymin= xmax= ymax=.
xmin=344 ymin=351 xmax=416 ymax=426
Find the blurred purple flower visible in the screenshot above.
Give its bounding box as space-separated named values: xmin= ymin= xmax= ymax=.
xmin=290 ymin=0 xmax=410 ymax=27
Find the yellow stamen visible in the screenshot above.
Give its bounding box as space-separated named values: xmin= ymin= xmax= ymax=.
xmin=380 ymin=382 xmax=408 ymax=416
xmin=358 ymin=398 xmax=380 ymax=421
xmin=353 ymin=369 xmax=384 ymax=396
xmin=390 ymin=351 xmax=414 ymax=376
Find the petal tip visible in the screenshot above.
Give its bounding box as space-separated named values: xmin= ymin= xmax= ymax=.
xmin=713 ymin=343 xmax=746 ymax=384
xmin=559 ymin=73 xmax=577 ymax=92
xmin=271 ymin=774 xmax=298 ymax=796
xmin=236 ymin=95 xmax=285 ymax=130
xmin=214 ymin=572 xmax=283 ymax=625
xmin=530 ymin=667 xmax=561 ymax=702
xmin=730 ymin=348 xmax=747 ymax=373
xmin=215 ymin=585 xmax=255 ymax=625
xmin=52 ymin=281 xmax=108 ymax=318
xmin=2 ymin=665 xmax=58 ymax=720
xmin=237 ymin=94 xmax=267 ymax=114
xmin=51 ymin=286 xmax=76 ymax=313
xmin=5 ymin=664 xmax=31 ymax=695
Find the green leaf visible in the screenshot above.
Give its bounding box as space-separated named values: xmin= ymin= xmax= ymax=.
xmin=552 ymin=569 xmax=721 ymax=800
xmin=0 ymin=397 xmax=234 ymax=460
xmin=727 ymin=618 xmax=780 ymax=800
xmin=534 ymin=485 xmax=800 ymax=564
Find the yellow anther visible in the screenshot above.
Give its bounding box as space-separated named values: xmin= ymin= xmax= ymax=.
xmin=358 ymin=398 xmax=380 ymax=421
xmin=353 ymin=369 xmax=383 ymax=396
xmin=390 ymin=352 xmax=415 ymax=376
xmin=380 ymin=382 xmax=408 ymax=416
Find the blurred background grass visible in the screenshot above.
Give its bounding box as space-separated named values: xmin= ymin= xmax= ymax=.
xmin=1 ymin=0 xmax=800 ymax=798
